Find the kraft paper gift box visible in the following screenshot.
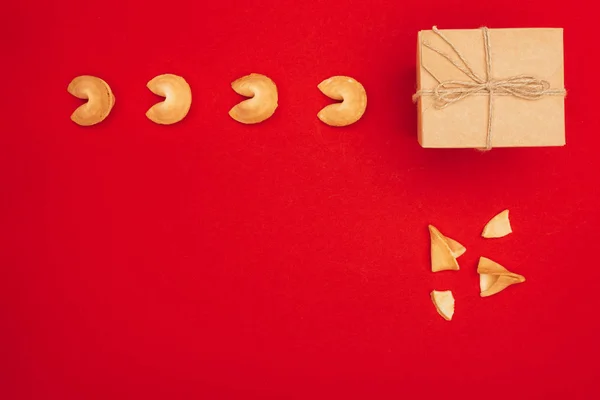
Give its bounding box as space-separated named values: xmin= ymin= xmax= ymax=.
xmin=414 ymin=27 xmax=566 ymax=149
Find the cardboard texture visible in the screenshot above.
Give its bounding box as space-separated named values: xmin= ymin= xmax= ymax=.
xmin=416 ymin=27 xmax=565 ymax=148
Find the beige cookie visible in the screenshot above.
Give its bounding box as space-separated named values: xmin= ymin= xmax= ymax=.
xmin=482 ymin=209 xmax=513 ymax=238
xmin=229 ymin=73 xmax=278 ymax=124
xmin=431 ymin=290 xmax=455 ymax=321
xmin=478 ymin=257 xmax=525 ymax=297
xmin=317 ymin=76 xmax=367 ymax=127
xmin=429 ymin=225 xmax=465 ymax=272
xmin=146 ymin=74 xmax=192 ymax=125
xmin=68 ymin=75 xmax=115 ymax=126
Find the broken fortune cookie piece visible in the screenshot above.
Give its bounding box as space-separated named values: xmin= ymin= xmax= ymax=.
xmin=482 ymin=209 xmax=513 ymax=238
xmin=429 ymin=225 xmax=465 ymax=272
xmin=478 ymin=256 xmax=525 ymax=297
xmin=431 ymin=290 xmax=455 ymax=321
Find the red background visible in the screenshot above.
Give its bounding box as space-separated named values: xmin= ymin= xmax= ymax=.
xmin=2 ymin=0 xmax=599 ymax=398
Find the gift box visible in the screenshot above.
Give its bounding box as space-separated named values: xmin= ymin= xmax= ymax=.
xmin=414 ymin=27 xmax=566 ymax=149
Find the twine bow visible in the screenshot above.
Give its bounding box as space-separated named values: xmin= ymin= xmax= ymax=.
xmin=413 ymin=26 xmax=566 ymax=150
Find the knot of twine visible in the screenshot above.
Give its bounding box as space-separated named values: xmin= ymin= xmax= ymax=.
xmin=413 ymin=26 xmax=566 ymax=150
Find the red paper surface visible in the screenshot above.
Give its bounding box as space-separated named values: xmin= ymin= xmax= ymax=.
xmin=2 ymin=0 xmax=599 ymax=398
